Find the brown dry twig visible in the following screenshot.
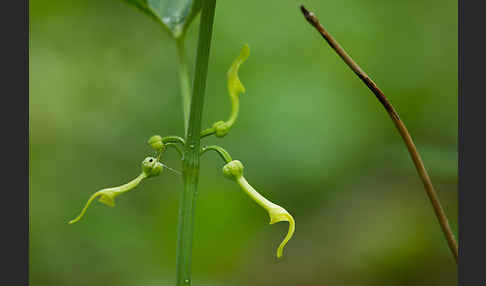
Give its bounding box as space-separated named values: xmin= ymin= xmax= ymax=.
xmin=300 ymin=5 xmax=458 ymax=262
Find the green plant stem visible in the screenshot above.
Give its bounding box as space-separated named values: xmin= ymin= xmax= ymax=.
xmin=176 ymin=1 xmax=217 ymax=286
xmin=162 ymin=135 xmax=186 ymax=145
xmin=199 ymin=127 xmax=215 ymax=138
xmin=201 ymin=145 xmax=233 ymax=163
xmin=300 ymin=5 xmax=458 ymax=262
xmin=176 ymin=37 xmax=192 ymax=135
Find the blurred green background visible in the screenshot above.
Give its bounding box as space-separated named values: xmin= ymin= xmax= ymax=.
xmin=29 ymin=0 xmax=458 ymax=285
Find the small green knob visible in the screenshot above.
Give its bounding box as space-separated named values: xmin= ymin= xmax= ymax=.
xmin=148 ymin=135 xmax=166 ymax=153
xmin=212 ymin=121 xmax=230 ymax=137
xmin=222 ymin=160 xmax=244 ymax=180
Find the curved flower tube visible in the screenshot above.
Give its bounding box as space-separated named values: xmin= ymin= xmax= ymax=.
xmin=68 ymin=157 xmax=163 ymax=224
xmin=222 ymin=160 xmax=295 ymax=258
xmin=201 ymin=44 xmax=250 ymax=138
xmin=223 ymin=44 xmax=249 ymax=128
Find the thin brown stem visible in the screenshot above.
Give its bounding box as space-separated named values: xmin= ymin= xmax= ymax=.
xmin=300 ymin=5 xmax=458 ymax=262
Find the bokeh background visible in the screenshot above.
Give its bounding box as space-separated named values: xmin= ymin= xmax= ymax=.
xmin=29 ymin=0 xmax=458 ymax=285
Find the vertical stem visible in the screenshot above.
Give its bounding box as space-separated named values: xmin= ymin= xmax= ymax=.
xmin=176 ymin=37 xmax=191 ymax=135
xmin=176 ymin=1 xmax=217 ymax=286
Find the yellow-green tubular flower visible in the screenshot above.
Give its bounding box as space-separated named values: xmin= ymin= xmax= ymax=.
xmin=68 ymin=157 xmax=163 ymax=224
xmin=225 ymin=44 xmax=249 ymax=127
xmin=203 ymin=44 xmax=249 ymax=138
xmin=222 ymin=160 xmax=295 ymax=258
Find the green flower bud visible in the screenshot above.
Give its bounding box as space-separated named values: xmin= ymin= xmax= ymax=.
xmin=147 ymin=135 xmax=166 ymax=153
xmin=222 ymin=160 xmax=244 ymax=180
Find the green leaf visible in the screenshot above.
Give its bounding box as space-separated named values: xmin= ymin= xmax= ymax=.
xmin=123 ymin=0 xmax=201 ymax=38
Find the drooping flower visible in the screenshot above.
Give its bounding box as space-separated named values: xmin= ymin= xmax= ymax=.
xmin=68 ymin=157 xmax=163 ymax=224
xmin=223 ymin=160 xmax=295 ymax=258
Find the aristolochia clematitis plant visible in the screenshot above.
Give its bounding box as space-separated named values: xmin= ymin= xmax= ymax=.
xmin=69 ymin=2 xmax=294 ymax=285
xmin=69 ymin=45 xmax=295 ymax=258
